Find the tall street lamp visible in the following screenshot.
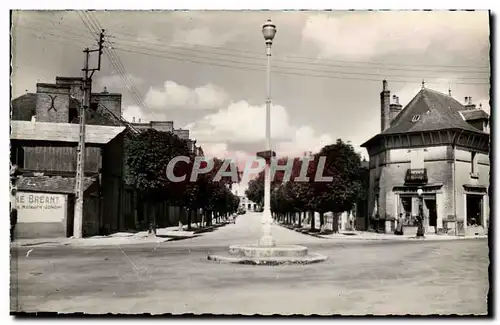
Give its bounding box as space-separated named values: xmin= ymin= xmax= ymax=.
xmin=259 ymin=19 xmax=277 ymax=247
xmin=416 ymin=187 xmax=425 ymax=237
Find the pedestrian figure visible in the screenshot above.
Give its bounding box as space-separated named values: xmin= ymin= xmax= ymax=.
xmin=394 ymin=213 xmax=404 ymax=235
xmin=10 ymin=204 xmax=18 ymax=242
xmin=148 ymin=221 xmax=157 ymax=236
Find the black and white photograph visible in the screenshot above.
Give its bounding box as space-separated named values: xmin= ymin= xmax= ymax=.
xmin=7 ymin=7 xmax=493 ymax=316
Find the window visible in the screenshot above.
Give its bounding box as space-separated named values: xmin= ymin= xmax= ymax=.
xmin=10 ymin=146 xmax=24 ymax=168
xmin=411 ymin=115 xmax=421 ymax=122
xmin=400 ymin=196 xmax=418 ymax=226
xmin=471 ymin=152 xmax=479 ymax=177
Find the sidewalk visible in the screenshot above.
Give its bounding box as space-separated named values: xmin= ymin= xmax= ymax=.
xmin=10 ymin=222 xmax=230 ymax=248
xmin=278 ymin=223 xmax=487 ymax=242
xmin=10 ymin=233 xmax=169 ymax=248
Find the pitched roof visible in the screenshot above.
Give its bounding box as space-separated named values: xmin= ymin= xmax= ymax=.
xmin=17 ymin=176 xmax=96 ymax=194
xmin=381 ymin=88 xmax=481 ymax=135
xmin=11 ymin=93 xmax=37 ymax=120
xmin=10 ymin=120 xmax=126 ymax=144
xmin=460 ymin=109 xmax=490 ymax=121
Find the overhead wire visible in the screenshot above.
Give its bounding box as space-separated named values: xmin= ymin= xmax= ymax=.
xmin=20 ymin=15 xmax=490 ymax=74
xmin=78 ymin=11 xmax=154 ymax=119
xmin=20 ymin=26 xmax=489 ymax=84
xmin=107 ymin=28 xmax=490 ymax=70
xmin=18 ymin=22 xmax=490 ymax=86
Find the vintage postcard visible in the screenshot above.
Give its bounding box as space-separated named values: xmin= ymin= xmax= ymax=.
xmin=9 ymin=9 xmax=491 ymax=316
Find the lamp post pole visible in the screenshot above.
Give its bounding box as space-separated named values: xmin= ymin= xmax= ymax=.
xmin=259 ymin=19 xmax=277 ymax=247
xmin=417 ymin=188 xmax=425 ymax=237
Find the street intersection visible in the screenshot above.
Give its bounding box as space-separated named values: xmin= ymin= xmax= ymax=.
xmin=10 ymin=212 xmax=489 ymax=315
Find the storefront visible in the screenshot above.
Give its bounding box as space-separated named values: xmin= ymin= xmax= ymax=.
xmin=15 ymin=191 xmax=69 ymax=238
xmin=392 ymin=184 xmax=444 ymax=234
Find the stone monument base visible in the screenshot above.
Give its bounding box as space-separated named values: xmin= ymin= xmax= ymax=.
xmin=207 ymin=244 xmax=327 ymax=265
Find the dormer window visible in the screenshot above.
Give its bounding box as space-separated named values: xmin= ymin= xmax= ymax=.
xmin=411 ymin=115 xmax=421 ymax=122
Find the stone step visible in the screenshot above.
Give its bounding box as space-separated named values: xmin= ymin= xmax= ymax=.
xmin=228 ymin=244 xmax=308 ymax=258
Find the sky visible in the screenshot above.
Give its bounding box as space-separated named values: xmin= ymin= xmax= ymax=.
xmin=11 ymin=10 xmax=491 ymax=166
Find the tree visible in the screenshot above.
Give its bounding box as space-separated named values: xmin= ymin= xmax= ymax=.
xmin=125 ymin=129 xmax=193 ymax=227
xmin=125 ymin=130 xmax=241 ymax=231
xmin=310 ymin=139 xmax=364 ymax=232
xmin=246 ymin=157 xmax=292 ymax=209
xmin=245 ymin=171 xmax=265 ymax=207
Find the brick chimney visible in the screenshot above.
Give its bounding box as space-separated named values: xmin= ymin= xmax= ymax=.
xmin=173 ymin=128 xmax=190 ymax=140
xmin=380 ymin=80 xmax=391 ymax=132
xmin=55 ymin=76 xmax=85 ymax=123
xmin=389 ymin=94 xmax=402 ymax=124
xmin=464 ymin=96 xmax=476 ymax=110
xmin=36 ymin=83 xmax=71 ymax=123
xmin=150 ymin=121 xmax=174 ymax=132
xmin=91 ymin=88 xmax=122 ymax=118
xmin=55 ymin=77 xmax=83 ymax=102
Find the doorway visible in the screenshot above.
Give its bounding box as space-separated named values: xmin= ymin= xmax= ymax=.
xmin=66 ymin=195 xmax=75 ymax=237
xmin=424 ymin=199 xmax=437 ymax=232
xmin=466 ymin=194 xmax=483 ymax=226
xmin=400 ymin=196 xmax=416 ymax=226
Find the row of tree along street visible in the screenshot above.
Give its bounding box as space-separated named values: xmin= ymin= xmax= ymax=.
xmin=126 ymin=129 xmax=367 ymax=233
xmin=245 ymin=140 xmax=369 ymax=233
xmin=125 ymin=129 xmax=240 ymax=231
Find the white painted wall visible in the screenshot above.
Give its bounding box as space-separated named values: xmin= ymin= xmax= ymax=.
xmin=16 ymin=192 xmax=67 ymax=223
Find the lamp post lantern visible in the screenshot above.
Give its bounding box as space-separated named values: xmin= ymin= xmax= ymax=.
xmin=206 ymin=20 xmax=327 ymax=264
xmin=259 ymin=19 xmax=277 ymax=247
xmin=416 ymin=188 xmax=425 ymax=237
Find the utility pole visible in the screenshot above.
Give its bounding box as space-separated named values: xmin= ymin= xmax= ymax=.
xmin=74 ymin=30 xmax=105 ymax=238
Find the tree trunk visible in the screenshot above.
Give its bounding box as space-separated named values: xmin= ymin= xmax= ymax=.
xmin=310 ymin=211 xmax=316 ymax=231
xmin=333 ymin=213 xmax=339 ymax=233
xmin=319 ymin=212 xmax=326 ymax=232
xmin=137 ymin=195 xmax=145 ymax=230
xmin=187 ymin=209 xmax=192 ymax=230
xmin=205 ymin=210 xmax=210 ymax=227
xmin=298 ymin=211 xmax=303 ymax=228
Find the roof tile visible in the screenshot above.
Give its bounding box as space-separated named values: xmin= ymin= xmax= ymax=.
xmin=17 ymin=176 xmax=96 ymax=194
xmin=10 ymin=120 xmax=126 ymax=144
xmin=382 ymin=88 xmax=482 ymax=135
xmin=460 ymin=109 xmax=490 ymax=121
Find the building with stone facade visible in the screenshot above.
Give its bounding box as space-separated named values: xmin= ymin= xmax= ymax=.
xmin=361 ymin=80 xmax=490 ymax=236
xmin=10 ymin=79 xmax=129 ymax=238
xmin=231 ymin=182 xmax=260 ymax=212
xmin=10 ymin=75 xmax=203 ymax=238
xmin=130 ymin=119 xmax=203 ymax=156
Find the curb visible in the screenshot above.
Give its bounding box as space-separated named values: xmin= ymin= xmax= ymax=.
xmin=11 ymin=222 xmax=231 ymax=249
xmin=276 ymin=223 xmax=487 ymax=242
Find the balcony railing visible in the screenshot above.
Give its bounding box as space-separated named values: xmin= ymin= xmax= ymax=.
xmin=405 ymin=168 xmax=428 ymax=184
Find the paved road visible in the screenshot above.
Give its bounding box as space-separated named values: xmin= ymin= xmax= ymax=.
xmin=165 ymin=211 xmax=327 ymax=248
xmin=11 ymin=212 xmax=490 ymax=315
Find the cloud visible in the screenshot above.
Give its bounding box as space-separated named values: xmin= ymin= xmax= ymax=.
xmin=144 ymin=81 xmax=228 ymax=110
xmin=189 ymin=100 xmax=337 ymax=160
xmin=301 ymin=11 xmax=489 ymax=60
xmin=122 ymin=105 xmax=159 ymax=122
xmin=276 ymin=126 xmax=334 ymax=158
xmin=188 ymin=100 xmax=293 ymax=143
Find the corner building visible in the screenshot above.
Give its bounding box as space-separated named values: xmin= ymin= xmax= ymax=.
xmin=361 ymin=81 xmax=490 ymax=236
